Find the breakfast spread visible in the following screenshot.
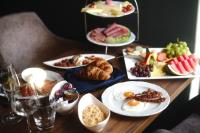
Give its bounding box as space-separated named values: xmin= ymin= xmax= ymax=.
xmin=89 ymin=23 xmax=131 ymax=44
xmin=75 ymin=58 xmax=113 ymax=80
xmin=81 ymin=0 xmax=134 ymax=17
xmin=54 ymin=55 xmax=103 ymax=67
xmin=82 ymin=104 xmax=105 ymax=127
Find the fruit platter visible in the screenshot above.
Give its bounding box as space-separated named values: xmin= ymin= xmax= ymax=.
xmin=123 ymin=40 xmax=200 ymax=80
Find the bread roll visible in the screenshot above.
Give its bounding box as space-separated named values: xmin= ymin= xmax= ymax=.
xmin=75 ymin=58 xmax=113 ymax=80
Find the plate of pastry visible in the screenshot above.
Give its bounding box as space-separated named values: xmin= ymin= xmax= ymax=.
xmin=87 ymin=23 xmax=135 ymax=47
xmin=101 ymin=81 xmax=170 ymax=117
xmin=81 ymin=0 xmax=135 ymax=18
xmin=64 ymin=58 xmax=125 ymax=93
xmin=43 ymin=54 xmax=115 ymax=69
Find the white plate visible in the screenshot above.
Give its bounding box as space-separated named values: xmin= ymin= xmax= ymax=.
xmin=43 ymin=54 xmax=115 ymax=69
xmin=44 ymin=70 xmax=63 ymax=81
xmin=22 ymin=67 xmax=63 ymax=82
xmin=87 ymin=32 xmax=135 ymax=47
xmin=101 ymin=81 xmax=170 ymax=117
xmin=83 ymin=1 xmax=135 ymax=18
xmin=123 ymin=48 xmax=200 ymax=80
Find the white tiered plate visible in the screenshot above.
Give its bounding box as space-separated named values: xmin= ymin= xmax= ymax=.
xmin=87 ymin=32 xmax=135 ymax=47
xmin=82 ymin=1 xmax=135 ymax=18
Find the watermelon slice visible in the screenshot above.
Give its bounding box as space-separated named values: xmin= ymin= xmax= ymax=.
xmin=183 ymin=53 xmax=189 ymax=60
xmin=170 ymin=62 xmax=180 ymax=73
xmin=181 ymin=60 xmax=192 ymax=72
xmin=173 ymin=58 xmax=179 ymax=64
xmin=175 ymin=62 xmax=187 ymax=74
xmin=187 ymin=58 xmax=196 ymax=69
xmin=189 ymin=54 xmax=199 ymax=62
xmin=167 ymin=53 xmax=199 ymax=75
xmin=167 ymin=63 xmax=188 ymax=76
xmin=177 ymin=56 xmax=184 ymax=62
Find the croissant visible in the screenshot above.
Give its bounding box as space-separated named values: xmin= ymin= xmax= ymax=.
xmin=75 ymin=59 xmax=113 ymax=80
xmin=76 ymin=66 xmax=110 ymax=80
xmin=89 ymin=58 xmax=113 ymax=75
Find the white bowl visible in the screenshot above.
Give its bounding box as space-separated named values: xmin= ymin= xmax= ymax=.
xmin=78 ymin=93 xmax=110 ymax=132
xmin=49 ymin=80 xmax=79 ymax=114
xmin=22 ymin=67 xmax=47 ymax=82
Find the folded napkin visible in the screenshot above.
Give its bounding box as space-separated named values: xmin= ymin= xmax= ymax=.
xmin=64 ymin=68 xmax=125 ymax=93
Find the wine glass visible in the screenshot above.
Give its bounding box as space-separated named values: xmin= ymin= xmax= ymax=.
xmin=12 ymin=74 xmax=40 ymax=133
xmin=0 ymin=65 xmax=22 ymax=124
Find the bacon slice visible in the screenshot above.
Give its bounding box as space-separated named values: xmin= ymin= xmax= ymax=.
xmin=103 ymin=23 xmax=118 ymax=34
xmin=90 ymin=28 xmax=106 ymax=42
xmin=104 ymin=27 xmax=121 ymax=36
xmin=104 ymin=23 xmax=129 ymax=37
xmin=126 ymin=89 xmax=166 ymax=103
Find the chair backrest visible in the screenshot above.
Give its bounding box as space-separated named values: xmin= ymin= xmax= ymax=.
xmin=0 ymin=12 xmax=83 ymax=72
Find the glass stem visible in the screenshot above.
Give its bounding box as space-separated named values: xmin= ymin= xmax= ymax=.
xmin=26 ymin=114 xmax=32 ymax=133
xmin=9 ymin=90 xmax=16 ymax=116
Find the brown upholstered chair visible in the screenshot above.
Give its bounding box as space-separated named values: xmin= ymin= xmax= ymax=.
xmin=0 ymin=12 xmax=85 ymax=72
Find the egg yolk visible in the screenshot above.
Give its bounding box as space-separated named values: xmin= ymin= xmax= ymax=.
xmin=124 ymin=91 xmax=134 ymax=98
xmin=127 ymin=100 xmax=140 ymax=106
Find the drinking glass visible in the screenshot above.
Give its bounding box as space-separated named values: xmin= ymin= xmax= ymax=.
xmin=0 ymin=65 xmax=22 ymax=124
xmin=12 ymin=74 xmax=39 ymax=133
xmin=33 ymin=101 xmax=56 ymax=131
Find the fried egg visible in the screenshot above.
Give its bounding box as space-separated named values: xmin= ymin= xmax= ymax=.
xmin=122 ymin=99 xmax=146 ymax=112
xmin=114 ymin=91 xmax=134 ymax=101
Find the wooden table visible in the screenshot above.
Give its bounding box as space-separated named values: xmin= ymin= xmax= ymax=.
xmin=0 ymin=39 xmax=193 ymax=133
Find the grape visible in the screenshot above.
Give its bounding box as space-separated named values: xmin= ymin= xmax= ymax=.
xmin=165 ymin=40 xmax=189 ymax=58
xmin=130 ymin=63 xmax=154 ymax=77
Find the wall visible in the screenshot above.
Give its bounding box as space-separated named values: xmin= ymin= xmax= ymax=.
xmin=0 ymin=0 xmax=198 ymax=50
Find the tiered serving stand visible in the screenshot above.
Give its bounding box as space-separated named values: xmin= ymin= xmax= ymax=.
xmin=83 ymin=0 xmax=139 ymax=54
